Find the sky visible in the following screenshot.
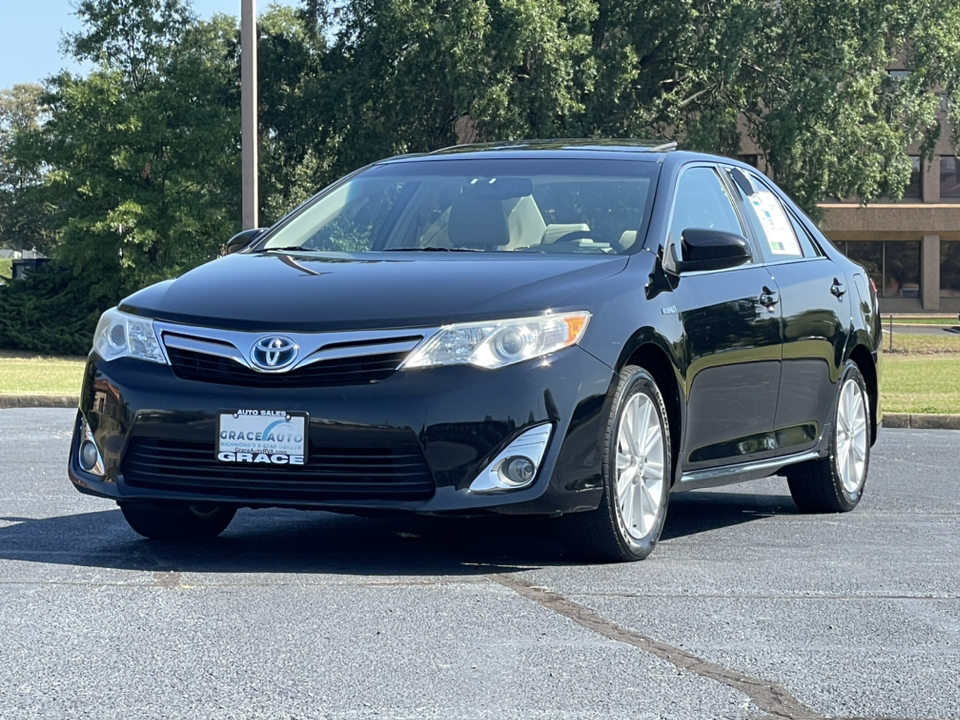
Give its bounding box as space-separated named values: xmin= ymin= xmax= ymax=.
xmin=0 ymin=0 xmax=294 ymax=91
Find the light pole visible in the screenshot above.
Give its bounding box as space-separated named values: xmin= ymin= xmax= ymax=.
xmin=241 ymin=0 xmax=258 ymax=229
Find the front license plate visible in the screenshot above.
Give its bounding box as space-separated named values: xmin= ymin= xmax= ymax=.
xmin=217 ymin=410 xmax=307 ymax=465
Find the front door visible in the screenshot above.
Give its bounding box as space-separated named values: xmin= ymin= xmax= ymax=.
xmin=666 ymin=165 xmax=783 ymax=474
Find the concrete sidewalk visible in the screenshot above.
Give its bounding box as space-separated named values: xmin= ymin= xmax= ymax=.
xmin=1 ymin=394 xmax=957 ymax=430
xmin=0 ymin=395 xmax=79 ymax=409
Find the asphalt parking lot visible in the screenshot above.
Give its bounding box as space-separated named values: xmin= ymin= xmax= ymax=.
xmin=1 ymin=408 xmax=957 ymax=720
xmin=891 ymin=323 xmax=960 ymax=335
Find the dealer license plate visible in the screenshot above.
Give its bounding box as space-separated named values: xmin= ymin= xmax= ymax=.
xmin=217 ymin=410 xmax=307 ymax=465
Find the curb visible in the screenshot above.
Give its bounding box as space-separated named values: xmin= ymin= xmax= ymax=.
xmin=0 ymin=395 xmax=78 ymax=409
xmin=1 ymin=397 xmax=959 ymax=430
xmin=883 ymin=412 xmax=960 ymax=430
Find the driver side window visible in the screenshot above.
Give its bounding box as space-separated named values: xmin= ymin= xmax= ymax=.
xmin=668 ymin=167 xmax=745 ymax=262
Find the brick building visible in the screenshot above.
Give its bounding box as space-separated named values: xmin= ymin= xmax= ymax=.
xmin=818 ymin=139 xmax=960 ymax=313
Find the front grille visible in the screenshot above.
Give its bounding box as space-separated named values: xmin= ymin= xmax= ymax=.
xmin=122 ymin=438 xmax=435 ymax=502
xmin=166 ymin=347 xmax=406 ymax=388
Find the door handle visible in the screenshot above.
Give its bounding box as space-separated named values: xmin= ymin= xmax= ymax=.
xmin=759 ymin=286 xmax=779 ymax=310
xmin=831 ymin=279 xmax=846 ymax=297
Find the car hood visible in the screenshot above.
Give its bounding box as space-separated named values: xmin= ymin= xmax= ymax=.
xmin=120 ymin=251 xmax=630 ymax=332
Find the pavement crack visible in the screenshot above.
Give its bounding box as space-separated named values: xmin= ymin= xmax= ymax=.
xmin=489 ymin=573 xmax=824 ymax=720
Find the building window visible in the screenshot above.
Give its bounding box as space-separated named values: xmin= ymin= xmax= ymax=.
xmin=884 ymin=241 xmax=921 ymax=298
xmin=941 ymin=157 xmax=960 ymax=198
xmin=941 ymin=241 xmax=960 ymax=298
xmin=738 ymin=154 xmax=759 ymax=168
xmin=903 ymin=157 xmax=921 ymax=199
xmin=836 ymin=240 xmax=920 ymax=298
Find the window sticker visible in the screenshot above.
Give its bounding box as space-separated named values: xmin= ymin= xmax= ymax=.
xmin=748 ymin=190 xmax=802 ymax=256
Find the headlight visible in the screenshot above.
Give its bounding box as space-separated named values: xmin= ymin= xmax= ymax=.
xmin=93 ymin=307 xmax=167 ymax=364
xmin=402 ymin=311 xmax=590 ymax=370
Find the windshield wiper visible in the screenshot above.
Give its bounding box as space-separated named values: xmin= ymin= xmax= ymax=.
xmin=263 ymin=246 xmax=485 ymax=253
xmin=261 ymin=246 xmax=320 ymax=253
xmin=382 ymin=247 xmax=483 ymax=252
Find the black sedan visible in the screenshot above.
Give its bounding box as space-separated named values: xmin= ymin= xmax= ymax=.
xmin=68 ymin=141 xmax=882 ymax=562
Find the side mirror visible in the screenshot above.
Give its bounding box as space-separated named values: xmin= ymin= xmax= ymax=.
xmin=225 ymin=227 xmax=267 ymax=255
xmin=675 ymin=228 xmax=751 ymax=272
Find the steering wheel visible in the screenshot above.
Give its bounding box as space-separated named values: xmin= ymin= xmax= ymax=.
xmin=551 ymin=230 xmax=625 ymax=253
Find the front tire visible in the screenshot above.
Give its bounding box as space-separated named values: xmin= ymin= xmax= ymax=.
xmin=787 ymin=361 xmax=870 ymax=513
xmin=560 ymin=365 xmax=672 ymax=562
xmin=120 ymin=502 xmax=236 ymax=540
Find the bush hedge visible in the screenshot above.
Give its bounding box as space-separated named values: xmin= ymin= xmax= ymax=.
xmin=0 ymin=263 xmax=101 ymax=356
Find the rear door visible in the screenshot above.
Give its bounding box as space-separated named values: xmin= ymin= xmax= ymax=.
xmin=666 ymin=165 xmax=783 ymax=473
xmin=725 ymin=167 xmax=850 ymax=454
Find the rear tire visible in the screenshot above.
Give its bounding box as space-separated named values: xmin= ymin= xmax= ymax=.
xmin=120 ymin=502 xmax=236 ymax=540
xmin=560 ymin=365 xmax=672 ymax=562
xmin=787 ymin=361 xmax=870 ymax=513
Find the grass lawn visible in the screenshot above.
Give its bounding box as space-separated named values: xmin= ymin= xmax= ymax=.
xmin=880 ymin=331 xmax=960 ymax=413
xmin=886 ymin=332 xmax=960 ymax=354
xmin=0 ymin=258 xmax=12 ymax=281
xmin=0 ymin=351 xmax=86 ymax=395
xmin=889 ymin=314 xmax=958 ymax=325
xmin=883 ymin=355 xmax=960 ymax=414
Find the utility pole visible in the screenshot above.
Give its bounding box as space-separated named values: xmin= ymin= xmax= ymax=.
xmin=241 ymin=0 xmax=258 ymax=229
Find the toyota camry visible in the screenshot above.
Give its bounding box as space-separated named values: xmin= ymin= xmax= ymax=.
xmin=68 ymin=140 xmax=882 ymax=561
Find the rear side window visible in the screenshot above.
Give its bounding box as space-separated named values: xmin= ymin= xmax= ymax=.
xmin=785 ymin=210 xmax=822 ymax=257
xmin=728 ymin=168 xmax=819 ymax=261
xmin=668 ymin=167 xmax=745 ymax=260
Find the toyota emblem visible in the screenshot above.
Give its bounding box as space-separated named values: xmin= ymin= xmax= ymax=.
xmin=250 ymin=336 xmax=299 ymax=371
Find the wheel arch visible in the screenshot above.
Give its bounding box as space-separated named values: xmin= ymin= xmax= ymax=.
xmin=620 ymin=339 xmax=683 ymax=486
xmin=847 ymin=343 xmax=879 ymax=445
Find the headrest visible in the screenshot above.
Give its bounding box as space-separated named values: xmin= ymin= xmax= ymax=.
xmin=448 ymin=194 xmax=510 ymax=249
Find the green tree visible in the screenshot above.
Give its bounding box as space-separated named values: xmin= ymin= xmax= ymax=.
xmin=740 ymin=0 xmax=960 ymax=212
xmin=258 ymin=5 xmax=331 ymax=222
xmin=0 ymin=84 xmax=55 ymax=253
xmin=301 ymin=0 xmax=766 ymax=171
xmin=299 ymin=0 xmax=960 ymax=215
xmin=34 ymin=0 xmax=241 ymax=306
xmin=318 ymin=0 xmax=495 ymax=173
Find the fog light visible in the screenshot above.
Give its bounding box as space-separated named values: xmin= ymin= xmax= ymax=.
xmin=80 ymin=441 xmax=100 ymax=471
xmin=501 ymin=456 xmax=536 ymax=486
xmin=469 ymin=424 xmax=552 ymax=494
xmin=77 ymin=416 xmax=105 ymax=476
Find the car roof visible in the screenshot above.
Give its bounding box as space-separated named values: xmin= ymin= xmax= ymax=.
xmin=375 ymin=139 xmax=686 ymax=165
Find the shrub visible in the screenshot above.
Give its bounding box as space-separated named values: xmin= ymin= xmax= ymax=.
xmin=0 ymin=263 xmax=101 ymax=356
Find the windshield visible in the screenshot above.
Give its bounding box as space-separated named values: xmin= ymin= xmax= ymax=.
xmin=260 ymin=158 xmax=658 ymax=256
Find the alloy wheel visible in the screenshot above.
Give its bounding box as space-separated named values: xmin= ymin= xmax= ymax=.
xmin=615 ymin=393 xmax=666 ymax=541
xmin=837 ymin=378 xmax=869 ymax=494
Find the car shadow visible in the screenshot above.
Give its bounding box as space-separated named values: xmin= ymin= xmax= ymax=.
xmin=0 ymin=490 xmax=800 ymax=575
xmin=662 ymin=489 xmax=800 ymax=541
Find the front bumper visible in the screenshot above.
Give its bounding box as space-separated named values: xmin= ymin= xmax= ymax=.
xmin=68 ymin=346 xmax=614 ymax=515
